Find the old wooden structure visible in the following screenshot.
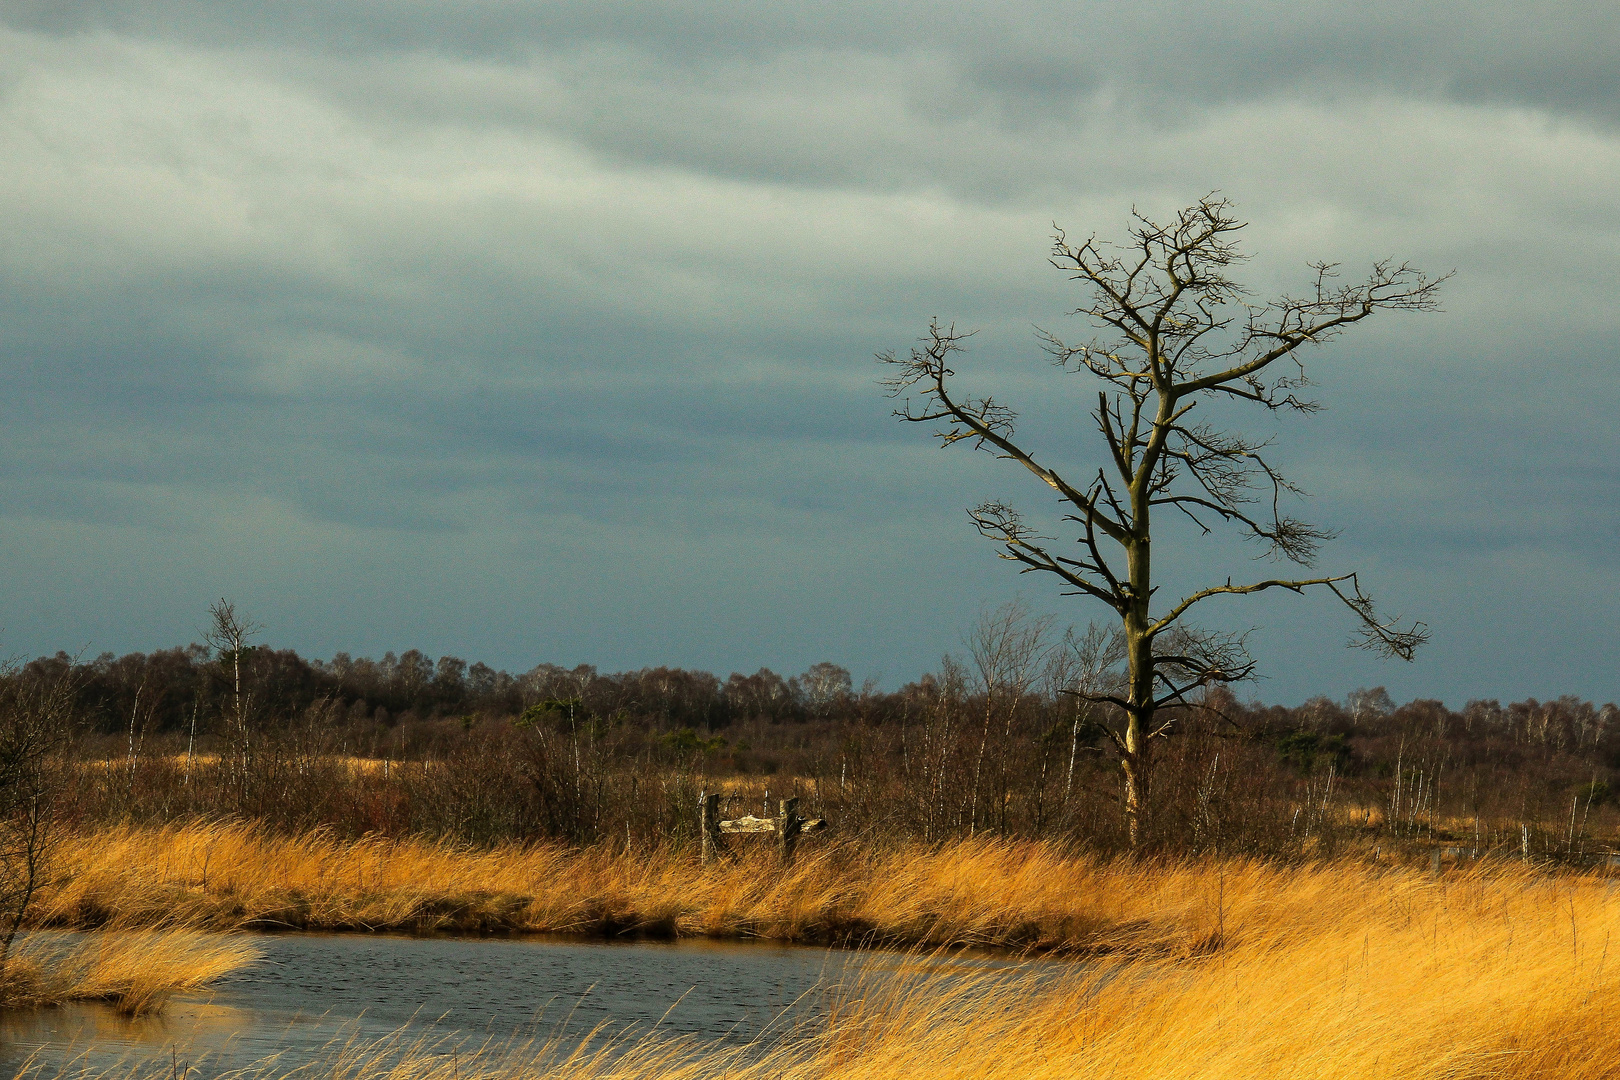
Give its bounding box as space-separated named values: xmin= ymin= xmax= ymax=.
xmin=700 ymin=793 xmax=828 ymax=865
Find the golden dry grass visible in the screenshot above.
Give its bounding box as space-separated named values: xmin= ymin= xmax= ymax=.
xmin=17 ymin=823 xmax=1620 ymax=1077
xmin=80 ymin=754 xmax=395 ymax=775
xmin=0 ymin=929 xmax=257 ymax=1015
xmin=31 ymin=820 xmax=1453 ymax=953
xmin=25 ymin=868 xmax=1620 ymax=1079
xmin=825 ymin=865 xmax=1620 ymax=1079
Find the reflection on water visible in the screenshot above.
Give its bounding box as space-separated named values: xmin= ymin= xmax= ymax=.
xmin=0 ymin=934 xmax=1030 ymax=1078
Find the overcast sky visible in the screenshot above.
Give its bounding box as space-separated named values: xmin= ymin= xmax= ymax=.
xmin=2 ymin=2 xmax=1617 ymax=706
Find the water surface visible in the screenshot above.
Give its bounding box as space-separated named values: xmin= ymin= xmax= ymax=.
xmin=0 ymin=933 xmax=1030 ymax=1077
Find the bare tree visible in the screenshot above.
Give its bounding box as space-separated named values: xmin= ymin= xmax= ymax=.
xmin=796 ymin=662 xmax=854 ymax=718
xmin=1045 ymin=623 xmax=1126 ymax=813
xmin=0 ymin=660 xmax=75 ymax=969
xmin=900 ymin=657 xmax=970 ymax=841
xmin=204 ymin=599 xmax=262 ymax=808
xmin=881 ymin=196 xmax=1444 ymax=845
xmin=964 ymin=599 xmax=1052 ymax=836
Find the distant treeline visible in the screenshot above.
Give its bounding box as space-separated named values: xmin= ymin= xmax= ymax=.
xmin=16 ymin=643 xmax=1620 ymax=857
xmin=23 ymin=646 xmax=855 ymax=736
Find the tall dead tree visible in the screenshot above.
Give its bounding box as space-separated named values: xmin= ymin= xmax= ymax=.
xmin=881 ymin=196 xmax=1444 ymax=846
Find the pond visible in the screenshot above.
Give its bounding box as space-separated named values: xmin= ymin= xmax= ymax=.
xmin=0 ymin=933 xmax=1034 ymax=1078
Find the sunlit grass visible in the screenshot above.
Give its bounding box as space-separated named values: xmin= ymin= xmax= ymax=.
xmin=15 ymin=868 xmax=1620 ymax=1078
xmin=24 ymin=820 xmax=1579 ymax=959
xmin=16 ymin=823 xmax=1620 ymax=1074
xmin=0 ymin=930 xmax=258 ymax=1015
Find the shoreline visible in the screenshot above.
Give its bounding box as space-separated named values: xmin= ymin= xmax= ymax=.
xmin=26 ymin=820 xmax=1427 ymax=956
xmin=11 ymin=824 xmax=1620 ymax=1075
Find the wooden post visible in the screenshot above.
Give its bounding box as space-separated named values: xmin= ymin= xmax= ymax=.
xmin=701 ymin=792 xmax=725 ymax=865
xmin=777 ymin=797 xmax=802 ymax=865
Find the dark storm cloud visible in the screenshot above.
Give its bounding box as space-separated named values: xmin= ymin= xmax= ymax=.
xmin=1 ymin=2 xmax=1617 ymax=704
xmin=45 ymin=1 xmax=1613 ymax=200
xmin=9 ymin=0 xmax=1618 ymax=125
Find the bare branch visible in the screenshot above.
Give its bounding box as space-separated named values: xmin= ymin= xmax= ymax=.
xmin=968 ymin=503 xmax=1127 ymax=613
xmin=1328 ymin=575 xmax=1431 ymax=661
xmin=882 ymin=195 xmax=1441 ymax=845
xmin=880 ymin=321 xmax=1127 ymax=543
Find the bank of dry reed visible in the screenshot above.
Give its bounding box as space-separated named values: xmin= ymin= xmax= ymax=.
xmin=0 ymin=930 xmax=257 ymax=1015
xmin=21 ymin=866 xmax=1620 ymax=1080
xmin=16 ymin=820 xmax=1541 ymax=959
xmin=796 ymin=873 xmax=1620 ymax=1079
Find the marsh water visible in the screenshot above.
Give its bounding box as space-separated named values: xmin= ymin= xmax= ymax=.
xmin=0 ymin=934 xmax=1029 ymax=1078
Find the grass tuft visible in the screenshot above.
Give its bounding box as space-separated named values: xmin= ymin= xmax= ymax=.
xmin=1 ymin=929 xmax=257 ymax=1015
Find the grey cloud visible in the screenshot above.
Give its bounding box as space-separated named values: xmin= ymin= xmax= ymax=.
xmin=7 ymin=2 xmax=1618 ymax=125
xmin=1 ymin=6 xmax=1618 ymax=704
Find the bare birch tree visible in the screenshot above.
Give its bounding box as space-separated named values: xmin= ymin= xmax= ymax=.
xmin=0 ymin=661 xmax=74 ymax=969
xmin=964 ymin=599 xmax=1052 ymax=835
xmin=1046 ymin=623 xmax=1126 ymax=813
xmin=881 ymin=196 xmax=1444 ymax=845
xmin=205 ymin=599 xmax=261 ymax=809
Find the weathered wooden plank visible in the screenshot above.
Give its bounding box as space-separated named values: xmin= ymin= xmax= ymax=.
xmin=718 ymin=813 xmax=831 ymax=835
xmin=719 ymin=815 xmax=777 ymax=833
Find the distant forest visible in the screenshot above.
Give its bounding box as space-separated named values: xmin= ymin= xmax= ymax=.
xmin=16 ymin=642 xmax=1620 ymax=857
xmin=29 ymin=645 xmax=860 ymax=737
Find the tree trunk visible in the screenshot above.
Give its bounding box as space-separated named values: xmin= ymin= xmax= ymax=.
xmin=1121 ymin=742 xmax=1144 ymax=848
xmin=968 ymin=699 xmax=993 ymax=837
xmin=1123 ymin=534 xmax=1154 ymax=848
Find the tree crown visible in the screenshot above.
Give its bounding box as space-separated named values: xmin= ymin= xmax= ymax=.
xmin=880 ymin=196 xmax=1444 ymax=709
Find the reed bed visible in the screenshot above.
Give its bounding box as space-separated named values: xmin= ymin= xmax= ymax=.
xmin=18 ymin=824 xmax=1620 ymax=1076
xmin=17 ymin=868 xmax=1620 ymax=1079
xmin=804 ymin=873 xmax=1620 ymax=1080
xmin=21 ymin=820 xmax=1547 ymax=958
xmin=0 ymin=929 xmax=258 ymax=1015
